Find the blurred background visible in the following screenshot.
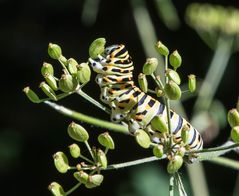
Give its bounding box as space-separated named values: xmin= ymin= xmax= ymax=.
xmin=1 ymin=0 xmax=239 ymax=195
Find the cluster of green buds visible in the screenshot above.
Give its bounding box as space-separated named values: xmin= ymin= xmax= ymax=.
xmin=186 ymin=3 xmax=239 ymax=37
xmin=136 ymin=40 xmax=198 ymax=174
xmin=49 ymin=122 xmax=115 ymax=195
xmin=228 ymin=99 xmax=239 ymax=143
xmin=23 ymin=43 xmax=91 ymax=103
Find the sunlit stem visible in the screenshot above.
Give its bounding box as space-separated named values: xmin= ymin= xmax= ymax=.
xmin=169 ymin=174 xmax=175 ymax=196
xmin=84 ymin=141 xmax=95 ymax=162
xmin=79 ymin=154 xmax=95 ymax=165
xmin=65 ymin=182 xmax=81 ymax=195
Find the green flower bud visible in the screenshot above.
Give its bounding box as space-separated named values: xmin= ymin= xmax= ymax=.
xmin=169 ymin=50 xmax=182 ymax=70
xmin=153 ymin=144 xmax=164 ymax=158
xmin=164 ymin=81 xmax=181 ymax=100
xmin=166 ymin=69 xmax=181 ymax=85
xmin=48 ymin=43 xmax=62 ymax=60
xmin=85 ymin=174 xmax=104 ymax=189
xmin=41 ymin=62 xmax=54 ymax=76
xmin=89 ymin=38 xmax=106 ymax=59
xmin=76 ymin=63 xmax=91 ymax=84
xmin=23 ymin=87 xmax=41 ymax=103
xmin=228 ymin=109 xmax=239 ymax=128
xmin=39 ymin=82 xmax=57 ymax=101
xmin=98 ymin=132 xmax=115 ymax=150
xmin=155 ymin=41 xmax=169 ymax=56
xmin=48 ymin=182 xmax=65 ymax=196
xmin=188 ymin=74 xmax=196 ymax=93
xmin=143 ymin=58 xmax=158 ymax=75
xmin=181 ymin=124 xmax=190 ymax=144
xmin=74 ymin=171 xmax=89 ymax=184
xmin=135 ymin=129 xmax=151 ymax=148
xmin=151 ymin=115 xmax=168 ymax=133
xmin=231 ymin=126 xmax=239 ymax=143
xmin=53 ymin=152 xmax=70 ymax=173
xmin=44 ymin=73 xmax=58 ymax=91
xmin=155 ymin=87 xmax=164 ymax=97
xmin=67 ymin=122 xmax=89 ymax=142
xmin=138 ymin=73 xmax=148 ymax=93
xmin=67 ymin=58 xmax=78 ymax=75
xmin=59 ymin=74 xmax=78 ymax=93
xmin=69 ymin=143 xmax=81 ymax=158
xmin=167 ymin=155 xmax=183 ymax=174
xmin=97 ymin=149 xmax=108 ymax=169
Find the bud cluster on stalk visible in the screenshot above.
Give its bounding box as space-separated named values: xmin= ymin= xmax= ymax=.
xmin=23 ymin=43 xmax=91 ymax=104
xmin=49 ymin=122 xmax=115 ymax=195
xmin=228 ymin=104 xmax=239 ymax=143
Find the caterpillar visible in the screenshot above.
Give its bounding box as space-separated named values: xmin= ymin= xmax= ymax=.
xmin=88 ymin=44 xmax=203 ymax=151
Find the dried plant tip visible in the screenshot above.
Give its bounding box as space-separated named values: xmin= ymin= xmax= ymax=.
xmin=153 ymin=144 xmax=164 ymax=158
xmin=98 ymin=132 xmax=115 ymax=150
xmin=48 ymin=43 xmax=62 ymax=60
xmin=138 ymin=73 xmax=148 ymax=93
xmin=231 ymin=126 xmax=239 ymax=143
xmin=67 ymin=58 xmax=78 ymax=75
xmin=164 ymin=81 xmax=181 ymax=100
xmin=97 ymin=149 xmax=108 ymax=169
xmin=89 ymin=38 xmax=106 ymax=59
xmin=151 ymin=115 xmax=168 ymax=133
xmin=135 ymin=129 xmax=151 ymax=148
xmin=188 ymin=74 xmax=196 ymax=93
xmin=69 ymin=143 xmax=81 ymax=158
xmin=76 ymin=63 xmax=91 ymax=84
xmin=53 ymin=151 xmax=70 ymax=173
xmin=39 ymin=82 xmax=57 ymax=101
xmin=143 ymin=58 xmax=158 ymax=75
xmin=228 ymin=109 xmax=239 ymax=128
xmin=155 ymin=41 xmax=169 ymax=56
xmin=74 ymin=171 xmax=89 ymax=184
xmin=167 ymin=155 xmax=183 ymax=174
xmin=23 ymin=87 xmax=41 ymax=103
xmin=41 ymin=62 xmax=54 ymax=76
xmin=59 ymin=74 xmax=78 ymax=93
xmin=67 ymin=122 xmax=89 ymax=142
xmin=169 ymin=50 xmax=182 ymax=70
xmin=48 ymin=182 xmax=65 ymax=196
xmin=166 ymin=69 xmax=181 ymax=85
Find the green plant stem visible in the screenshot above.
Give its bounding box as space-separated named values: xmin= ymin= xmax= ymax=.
xmin=44 ymin=101 xmax=129 ymax=134
xmin=84 ymin=141 xmax=95 ymax=161
xmin=65 ymin=182 xmax=81 ymax=195
xmin=208 ymin=157 xmax=239 ymax=170
xmin=58 ymin=56 xmax=70 ymax=75
xmin=169 ymin=174 xmax=175 ymax=196
xmin=79 ymin=154 xmax=95 ymax=165
xmin=105 ymin=156 xmax=165 ymax=170
xmin=194 ymin=143 xmax=239 ymax=154
xmin=175 ymin=172 xmax=188 ymax=196
xmin=76 ymin=89 xmax=111 ymax=114
xmin=193 ymin=35 xmax=234 ymax=114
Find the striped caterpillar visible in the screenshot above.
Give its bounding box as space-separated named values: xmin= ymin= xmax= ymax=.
xmin=88 ymin=44 xmax=203 ymax=151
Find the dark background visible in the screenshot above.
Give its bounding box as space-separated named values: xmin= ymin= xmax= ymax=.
xmin=1 ymin=0 xmax=239 ymax=195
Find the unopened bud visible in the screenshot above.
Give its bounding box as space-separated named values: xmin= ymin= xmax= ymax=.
xmin=74 ymin=171 xmax=89 ymax=184
xmin=41 ymin=62 xmax=54 ymax=76
xmin=59 ymin=74 xmax=78 ymax=93
xmin=67 ymin=122 xmax=89 ymax=142
xmin=69 ymin=143 xmax=81 ymax=158
xmin=166 ymin=69 xmax=181 ymax=85
xmin=164 ymin=81 xmax=181 ymax=100
xmin=155 ymin=87 xmax=164 ymax=97
xmin=53 ymin=152 xmax=70 ymax=173
xmin=39 ymin=82 xmax=57 ymax=101
xmin=97 ymin=149 xmax=107 ymax=169
xmin=85 ymin=174 xmax=104 ymax=189
xmin=135 ymin=129 xmax=151 ymax=148
xmin=98 ymin=132 xmax=115 ymax=150
xmin=67 ymin=58 xmax=78 ymax=75
xmin=167 ymin=155 xmax=183 ymax=174
xmin=76 ymin=63 xmax=91 ymax=84
xmin=169 ymin=50 xmax=182 ymax=70
xmin=151 ymin=115 xmax=168 ymax=133
xmin=89 ymin=38 xmax=106 ymax=59
xmin=153 ymin=144 xmax=164 ymax=158
xmin=181 ymin=124 xmax=190 ymax=144
xmin=138 ymin=73 xmax=148 ymax=93
xmin=231 ymin=126 xmax=239 ymax=143
xmin=188 ymin=74 xmax=196 ymax=93
xmin=228 ymin=109 xmax=239 ymax=128
xmin=48 ymin=43 xmax=62 ymax=60
xmin=23 ymin=87 xmax=40 ymax=103
xmin=44 ymin=73 xmax=58 ymax=91
xmin=155 ymin=41 xmax=169 ymax=56
xmin=143 ymin=58 xmax=158 ymax=75
xmin=48 ymin=182 xmax=65 ymax=196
